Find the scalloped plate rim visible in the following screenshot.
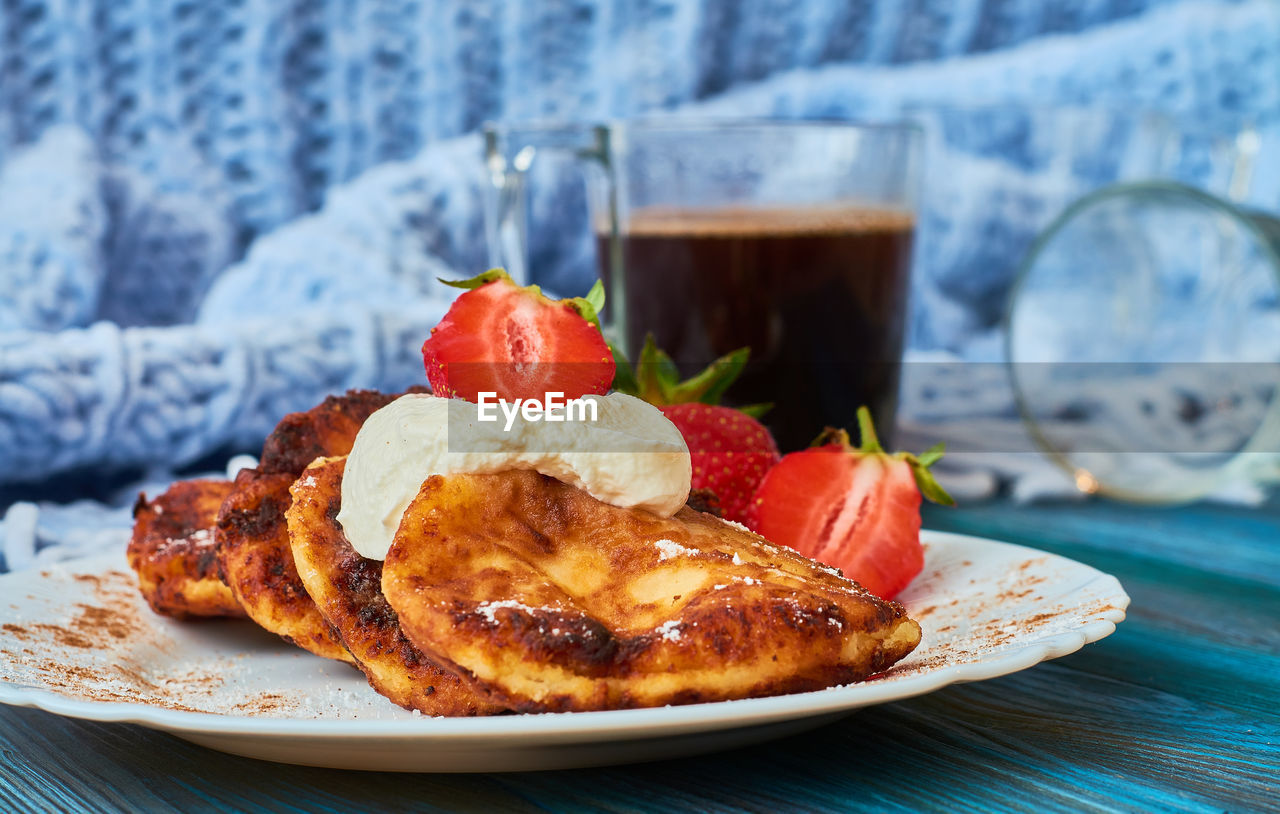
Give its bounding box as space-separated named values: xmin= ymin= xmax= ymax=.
xmin=0 ymin=530 xmax=1128 ymax=744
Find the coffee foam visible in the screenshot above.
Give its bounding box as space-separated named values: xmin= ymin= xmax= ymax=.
xmin=616 ymin=205 xmax=915 ymax=237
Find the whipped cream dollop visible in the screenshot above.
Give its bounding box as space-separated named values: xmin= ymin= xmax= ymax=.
xmin=336 ymin=392 xmax=692 ymax=560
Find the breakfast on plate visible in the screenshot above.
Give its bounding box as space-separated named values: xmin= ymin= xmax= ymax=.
xmin=127 ymin=269 xmax=953 ymax=715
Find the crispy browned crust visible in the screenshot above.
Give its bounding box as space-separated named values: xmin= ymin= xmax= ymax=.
xmin=127 ymin=479 xmax=245 ymax=619
xmin=382 ymin=470 xmax=922 ymax=713
xmin=285 ymin=456 xmax=506 ymax=716
xmin=214 ymin=389 xmax=403 ymax=663
xmin=215 ymin=467 xmax=353 ymax=662
xmin=258 ymin=389 xmax=399 ymax=475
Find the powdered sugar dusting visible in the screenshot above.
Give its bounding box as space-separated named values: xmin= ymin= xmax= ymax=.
xmin=474 ymin=599 xmax=562 ymax=624
xmin=161 ymin=528 xmax=213 ymax=550
xmin=655 ymin=620 xmax=683 ymax=642
xmin=655 ymin=539 xmax=698 ymax=561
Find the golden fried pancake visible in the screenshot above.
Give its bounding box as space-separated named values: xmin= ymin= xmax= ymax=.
xmin=216 ymin=389 xmax=398 ymax=662
xmin=382 ymin=471 xmax=922 ymax=713
xmin=285 ymin=456 xmax=506 ymax=716
xmin=216 ymin=468 xmax=353 ymax=661
xmin=127 ymin=479 xmax=244 ymax=619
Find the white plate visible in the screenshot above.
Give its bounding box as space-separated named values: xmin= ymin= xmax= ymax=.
xmin=0 ymin=531 xmax=1127 ymax=772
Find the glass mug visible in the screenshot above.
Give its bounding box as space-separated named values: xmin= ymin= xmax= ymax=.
xmin=483 ymin=119 xmax=922 ymax=451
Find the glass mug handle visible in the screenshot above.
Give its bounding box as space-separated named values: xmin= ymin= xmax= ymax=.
xmin=481 ymin=123 xmax=627 ymax=349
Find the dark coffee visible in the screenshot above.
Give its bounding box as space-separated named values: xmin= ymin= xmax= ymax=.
xmin=599 ymin=206 xmax=914 ymax=451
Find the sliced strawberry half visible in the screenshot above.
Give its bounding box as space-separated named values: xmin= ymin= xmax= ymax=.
xmin=748 ymin=407 xmax=953 ymax=599
xmin=423 ymin=269 xmax=615 ymax=403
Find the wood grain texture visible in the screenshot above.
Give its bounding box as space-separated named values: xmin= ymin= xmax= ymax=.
xmin=2 ymin=496 xmax=1278 ymax=813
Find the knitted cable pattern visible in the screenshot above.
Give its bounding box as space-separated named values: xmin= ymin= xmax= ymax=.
xmin=0 ymin=0 xmax=1188 ymax=240
xmin=0 ymin=127 xmax=105 ymax=332
xmin=0 ymin=303 xmax=440 ymax=484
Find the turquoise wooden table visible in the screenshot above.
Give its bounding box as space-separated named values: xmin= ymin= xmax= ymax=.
xmin=2 ymin=495 xmax=1276 ymax=812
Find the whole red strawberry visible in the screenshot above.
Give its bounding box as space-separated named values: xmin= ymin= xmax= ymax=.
xmin=658 ymin=403 xmax=780 ymax=524
xmin=423 ymin=269 xmax=614 ymax=403
xmin=611 ymin=336 xmax=779 ymax=524
xmin=748 ymin=407 xmax=953 ymax=599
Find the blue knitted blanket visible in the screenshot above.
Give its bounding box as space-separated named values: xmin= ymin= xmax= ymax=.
xmin=2 ymin=0 xmax=1278 ymax=570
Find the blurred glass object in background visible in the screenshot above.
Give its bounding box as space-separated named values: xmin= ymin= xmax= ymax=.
xmin=899 ymin=107 xmax=1280 ymax=503
xmin=1007 ymin=181 xmax=1280 ymax=503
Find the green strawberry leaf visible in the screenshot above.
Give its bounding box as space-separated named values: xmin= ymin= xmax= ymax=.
xmin=608 ymin=341 xmax=639 ymax=395
xmin=584 ymin=279 xmax=606 ymax=315
xmin=736 ymin=402 xmax=774 ymax=419
xmin=916 ymin=443 xmax=946 ymax=468
xmin=566 ymin=280 xmax=607 ymax=329
xmin=810 ymin=427 xmax=852 ymax=448
xmin=669 ymin=347 xmax=750 ymax=405
xmin=905 ymin=454 xmax=956 ymax=506
xmin=854 ymin=406 xmax=885 ymax=455
xmin=635 ymin=335 xmax=674 ymax=403
xmin=612 ymin=334 xmax=754 ymax=410
xmin=652 ymin=345 xmax=682 ymax=394
xmin=439 ymin=268 xmax=513 ymax=291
